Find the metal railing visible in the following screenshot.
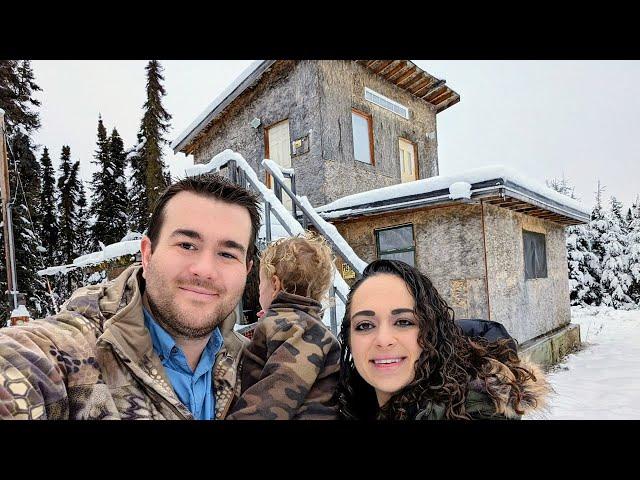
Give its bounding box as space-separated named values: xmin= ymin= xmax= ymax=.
xmin=189 ymin=151 xmax=366 ymax=335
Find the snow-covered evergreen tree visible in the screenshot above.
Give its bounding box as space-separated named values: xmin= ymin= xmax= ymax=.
xmin=129 ymin=60 xmax=172 ymax=233
xmin=107 ymin=127 xmax=129 ymax=243
xmin=7 ymin=131 xmax=49 ymax=316
xmin=39 ymin=146 xmax=58 ymax=266
xmin=76 ymin=181 xmax=90 ymax=257
xmin=88 ymin=115 xmax=113 ymax=250
xmin=127 ymin=134 xmax=147 ymax=234
xmin=547 ymin=176 xmax=600 ymax=305
xmin=627 ymin=197 xmax=640 ymax=304
xmin=0 ymin=60 xmax=46 ymax=319
xmin=600 ymin=196 xmax=633 ymax=308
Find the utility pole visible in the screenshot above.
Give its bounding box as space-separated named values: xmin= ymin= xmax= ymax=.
xmin=0 ymin=109 xmax=21 ymax=319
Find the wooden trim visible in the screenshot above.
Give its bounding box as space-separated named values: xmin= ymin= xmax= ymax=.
xmin=378 ymin=60 xmax=402 ymax=77
xmin=372 ymin=60 xmax=394 ymax=74
xmin=351 ymin=108 xmax=375 ymax=166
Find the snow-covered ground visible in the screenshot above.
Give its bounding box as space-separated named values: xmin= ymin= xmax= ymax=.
xmin=524 ymin=305 xmax=640 ymax=419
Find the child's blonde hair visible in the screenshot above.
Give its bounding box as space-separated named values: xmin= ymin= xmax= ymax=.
xmin=260 ymin=231 xmax=335 ymax=302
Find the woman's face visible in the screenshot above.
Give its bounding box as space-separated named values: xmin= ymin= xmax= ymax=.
xmin=349 ymin=273 xmax=423 ymax=407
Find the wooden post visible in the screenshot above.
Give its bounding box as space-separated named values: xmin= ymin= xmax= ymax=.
xmin=0 ymin=109 xmax=16 ymax=309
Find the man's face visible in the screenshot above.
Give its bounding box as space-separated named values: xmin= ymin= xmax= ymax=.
xmin=140 ymin=191 xmax=253 ymax=339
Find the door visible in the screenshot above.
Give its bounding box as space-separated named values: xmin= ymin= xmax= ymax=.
xmin=399 ymin=138 xmax=418 ymax=183
xmin=266 ymin=119 xmax=293 ymax=211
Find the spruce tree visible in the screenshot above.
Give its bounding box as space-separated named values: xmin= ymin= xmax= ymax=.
xmin=57 ymin=146 xmax=78 ymax=265
xmin=39 ymin=147 xmax=58 ymax=265
xmin=107 ymin=128 xmax=129 ymax=242
xmin=88 ymin=115 xmax=112 ymax=250
xmin=600 ymin=196 xmax=633 ymax=308
xmin=7 ymin=132 xmax=48 ymax=316
xmin=627 ymin=197 xmax=640 ymax=304
xmin=127 ymin=134 xmax=147 ymax=234
xmin=129 ymin=60 xmax=172 ymax=233
xmin=76 ymin=181 xmax=90 ymax=257
xmin=0 ymin=60 xmax=45 ymax=319
xmin=588 ymin=181 xmax=607 ymax=305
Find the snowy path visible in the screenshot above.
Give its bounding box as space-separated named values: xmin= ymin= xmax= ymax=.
xmin=524 ymin=306 xmax=640 ymax=419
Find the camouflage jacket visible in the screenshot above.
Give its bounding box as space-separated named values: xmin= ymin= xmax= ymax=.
xmin=411 ymin=357 xmax=551 ymax=420
xmin=227 ymin=292 xmax=340 ymax=420
xmin=0 ymin=265 xmax=247 ymax=420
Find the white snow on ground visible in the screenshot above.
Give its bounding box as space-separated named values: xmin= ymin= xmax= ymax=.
xmin=524 ymin=305 xmax=640 ymax=419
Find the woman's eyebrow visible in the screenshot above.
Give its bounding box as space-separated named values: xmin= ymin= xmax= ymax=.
xmin=391 ymin=308 xmax=415 ymax=315
xmin=351 ymin=310 xmax=375 ymax=318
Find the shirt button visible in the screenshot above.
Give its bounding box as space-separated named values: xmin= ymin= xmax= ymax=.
xmin=171 ymin=347 xmax=178 ymax=354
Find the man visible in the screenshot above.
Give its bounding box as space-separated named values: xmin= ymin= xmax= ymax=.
xmin=0 ymin=174 xmax=260 ymax=419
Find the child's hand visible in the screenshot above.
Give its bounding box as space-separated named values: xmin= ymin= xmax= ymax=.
xmin=257 ymin=309 xmax=265 ymax=319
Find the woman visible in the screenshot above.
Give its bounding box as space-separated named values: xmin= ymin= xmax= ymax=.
xmin=335 ymin=259 xmax=550 ymax=420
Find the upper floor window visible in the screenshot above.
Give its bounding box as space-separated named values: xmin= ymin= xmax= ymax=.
xmin=365 ymin=87 xmax=409 ymax=119
xmin=523 ymin=230 xmax=547 ymax=279
xmin=352 ymin=109 xmax=374 ymax=165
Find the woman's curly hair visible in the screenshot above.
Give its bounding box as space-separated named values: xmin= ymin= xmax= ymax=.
xmin=335 ymin=259 xmax=537 ymax=420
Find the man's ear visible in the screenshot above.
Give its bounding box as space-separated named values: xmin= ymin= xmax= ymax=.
xmin=271 ymin=275 xmax=282 ymax=299
xmin=140 ymin=236 xmax=153 ymax=279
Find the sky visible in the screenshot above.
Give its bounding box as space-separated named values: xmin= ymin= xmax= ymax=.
xmin=29 ymin=60 xmax=640 ymax=212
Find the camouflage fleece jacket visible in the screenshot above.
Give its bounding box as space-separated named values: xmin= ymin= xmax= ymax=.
xmin=227 ymin=291 xmax=341 ymax=420
xmin=0 ymin=265 xmax=247 ymax=420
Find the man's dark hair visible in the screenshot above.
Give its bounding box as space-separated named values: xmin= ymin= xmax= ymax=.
xmin=146 ymin=174 xmax=261 ymax=262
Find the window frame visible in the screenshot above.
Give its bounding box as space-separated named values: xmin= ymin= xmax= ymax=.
xmin=351 ymin=108 xmax=375 ymax=165
xmin=522 ymin=229 xmax=548 ymax=280
xmin=375 ymin=223 xmax=416 ymax=267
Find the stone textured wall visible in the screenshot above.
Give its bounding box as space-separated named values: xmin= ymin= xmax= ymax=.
xmin=190 ymin=60 xmax=441 ymax=207
xmin=333 ymin=204 xmax=489 ymax=321
xmin=483 ymin=203 xmax=571 ymax=344
xmin=191 ymin=60 xmax=327 ymax=207
xmin=317 ymin=61 xmax=439 ymax=204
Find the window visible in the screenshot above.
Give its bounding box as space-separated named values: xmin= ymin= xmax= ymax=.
xmin=523 ymin=230 xmax=547 ymax=279
xmin=376 ymin=224 xmax=415 ymax=267
xmin=398 ymin=138 xmax=418 ymax=183
xmin=365 ymin=87 xmax=410 ymax=119
xmin=352 ymin=109 xmax=374 ymax=164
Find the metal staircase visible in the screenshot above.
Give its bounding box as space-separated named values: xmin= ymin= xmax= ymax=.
xmin=185 ymin=149 xmax=368 ymax=335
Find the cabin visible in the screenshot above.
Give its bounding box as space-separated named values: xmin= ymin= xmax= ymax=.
xmin=173 ymin=60 xmax=589 ymax=366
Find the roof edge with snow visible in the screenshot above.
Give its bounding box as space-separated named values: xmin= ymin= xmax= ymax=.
xmin=317 ymin=166 xmax=591 ymax=226
xmin=172 ymin=60 xmax=275 ymax=155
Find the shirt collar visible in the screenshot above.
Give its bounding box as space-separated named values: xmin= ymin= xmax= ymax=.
xmin=142 ymin=307 xmax=224 ymax=364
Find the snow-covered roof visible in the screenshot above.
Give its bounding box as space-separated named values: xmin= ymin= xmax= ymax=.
xmin=172 ymin=60 xmax=275 ymax=154
xmin=317 ymin=165 xmax=591 ymax=226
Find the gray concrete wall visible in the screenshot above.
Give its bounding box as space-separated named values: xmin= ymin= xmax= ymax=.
xmin=318 ymin=61 xmax=439 ymax=204
xmin=483 ymin=203 xmax=571 ymax=344
xmin=334 ymin=204 xmax=489 ymax=321
xmin=191 ymin=60 xmax=327 ymax=207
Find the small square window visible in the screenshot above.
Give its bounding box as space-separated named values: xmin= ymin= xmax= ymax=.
xmin=376 ymin=224 xmax=415 ymax=267
xmin=523 ymin=230 xmax=547 ymax=279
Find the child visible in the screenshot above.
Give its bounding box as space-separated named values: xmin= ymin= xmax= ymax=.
xmin=227 ymin=232 xmax=341 ymax=420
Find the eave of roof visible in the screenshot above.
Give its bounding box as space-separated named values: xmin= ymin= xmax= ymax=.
xmin=319 ymin=179 xmax=590 ymax=227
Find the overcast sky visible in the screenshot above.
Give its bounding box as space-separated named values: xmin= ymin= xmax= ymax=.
xmin=30 ymin=60 xmax=640 ymax=212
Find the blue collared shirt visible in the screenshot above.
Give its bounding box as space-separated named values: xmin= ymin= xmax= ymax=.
xmin=143 ymin=308 xmax=223 ymax=420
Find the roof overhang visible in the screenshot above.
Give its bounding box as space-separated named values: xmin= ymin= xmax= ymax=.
xmin=356 ymin=60 xmax=460 ymax=113
xmin=319 ymin=178 xmax=590 ymax=227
